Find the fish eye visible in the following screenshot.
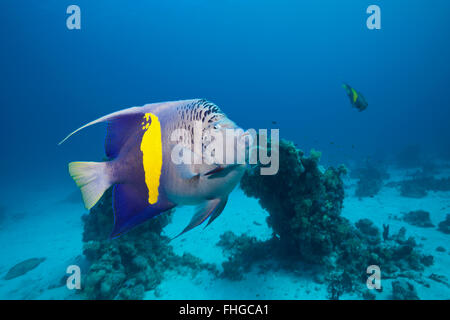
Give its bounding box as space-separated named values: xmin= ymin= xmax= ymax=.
xmin=213 ymin=123 xmax=221 ymax=129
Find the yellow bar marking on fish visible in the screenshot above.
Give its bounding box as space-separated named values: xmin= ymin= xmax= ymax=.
xmin=140 ymin=113 xmax=162 ymax=205
xmin=351 ymin=88 xmax=358 ymax=103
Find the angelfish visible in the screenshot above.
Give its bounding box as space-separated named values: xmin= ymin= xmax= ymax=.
xmin=59 ymin=99 xmax=249 ymax=238
xmin=342 ymin=83 xmax=368 ymax=112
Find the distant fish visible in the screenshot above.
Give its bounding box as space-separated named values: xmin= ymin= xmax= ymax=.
xmin=342 ymin=83 xmax=368 ymax=112
xmin=271 ymin=121 xmax=277 ymax=125
xmin=4 ymin=257 xmax=46 ymax=280
xmin=59 ymin=99 xmax=248 ymax=238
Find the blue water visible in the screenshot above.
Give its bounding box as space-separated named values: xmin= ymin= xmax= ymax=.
xmin=0 ymin=0 xmax=449 ymax=299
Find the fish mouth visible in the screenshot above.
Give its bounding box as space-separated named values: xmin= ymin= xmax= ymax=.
xmin=205 ymin=164 xmax=244 ymax=179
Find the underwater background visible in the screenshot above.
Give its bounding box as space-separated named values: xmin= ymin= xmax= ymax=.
xmin=1 ymin=0 xmax=450 ymax=299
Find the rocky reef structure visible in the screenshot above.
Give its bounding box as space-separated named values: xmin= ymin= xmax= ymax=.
xmin=391 ymin=280 xmax=419 ymax=300
xmin=81 ymin=189 xmax=217 ymax=300
xmin=351 ymin=162 xmax=389 ymax=198
xmin=220 ymin=139 xmax=434 ymax=299
xmin=402 ymin=210 xmax=434 ymax=228
xmin=438 ymin=214 xmax=450 ymax=234
xmin=240 ymin=140 xmax=347 ymax=264
xmin=396 ymin=176 xmax=450 ymax=198
xmin=385 ymin=163 xmax=450 ymax=198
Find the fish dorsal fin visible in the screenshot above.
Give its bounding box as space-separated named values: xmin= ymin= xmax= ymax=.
xmin=58 ymin=106 xmax=143 ymax=146
xmin=105 ymin=113 xmax=144 ymax=158
xmin=173 ymin=198 xmax=227 ymax=238
xmin=58 ymin=100 xmax=202 ymax=146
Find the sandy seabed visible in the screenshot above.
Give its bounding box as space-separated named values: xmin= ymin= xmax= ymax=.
xmin=0 ymin=168 xmax=449 ymax=300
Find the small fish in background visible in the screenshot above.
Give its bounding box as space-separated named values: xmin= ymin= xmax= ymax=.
xmin=4 ymin=257 xmax=46 ymax=280
xmin=342 ymin=83 xmax=368 ymax=112
xmin=59 ymin=99 xmax=248 ymax=238
xmin=271 ymin=121 xmax=277 ymax=125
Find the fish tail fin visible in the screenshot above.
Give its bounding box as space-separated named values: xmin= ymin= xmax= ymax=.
xmin=68 ymin=161 xmax=112 ymax=210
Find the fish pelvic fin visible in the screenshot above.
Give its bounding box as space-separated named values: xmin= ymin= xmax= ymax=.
xmin=204 ymin=196 xmax=228 ymax=228
xmin=68 ymin=161 xmax=112 ymax=210
xmin=172 ymin=197 xmax=227 ymax=239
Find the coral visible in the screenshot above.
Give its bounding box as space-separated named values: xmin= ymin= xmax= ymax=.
xmin=240 ymin=140 xmax=347 ymax=264
xmin=355 ymin=219 xmax=379 ymax=237
xmin=216 ymin=231 xmax=270 ymax=280
xmin=399 ymin=179 xmax=428 ymax=198
xmin=388 ymin=176 xmax=450 ymax=198
xmin=223 ymin=139 xmax=435 ymax=299
xmin=391 ymin=280 xmax=419 ymax=300
xmin=428 ymin=274 xmax=450 ymax=288
xmin=326 ymin=271 xmax=353 ymax=300
xmin=362 ymin=290 xmax=376 ymax=300
xmin=402 ymin=210 xmax=434 ymax=228
xmin=352 ymin=162 xmax=389 ymax=198
xmin=382 ymin=224 xmax=390 ymax=241
xmin=81 ymin=189 xmax=218 ymax=300
xmin=438 ymin=214 xmax=450 ymax=234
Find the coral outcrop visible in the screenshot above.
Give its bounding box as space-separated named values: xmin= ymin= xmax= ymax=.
xmin=402 ymin=210 xmax=434 ymax=228
xmin=391 ymin=280 xmax=419 ymax=300
xmin=438 ymin=214 xmax=450 ymax=234
xmin=240 ymin=140 xmax=347 ymax=264
xmin=221 ymin=139 xmax=434 ymax=299
xmin=81 ymin=189 xmax=217 ymax=300
xmin=351 ymin=162 xmax=389 ymax=198
xmin=387 ymin=176 xmax=450 ymax=198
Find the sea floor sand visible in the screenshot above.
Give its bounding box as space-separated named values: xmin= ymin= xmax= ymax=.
xmin=0 ymin=168 xmax=449 ymax=300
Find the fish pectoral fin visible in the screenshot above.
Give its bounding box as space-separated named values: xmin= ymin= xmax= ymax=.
xmin=173 ymin=198 xmax=226 ymax=239
xmin=175 ymin=163 xmax=199 ymax=180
